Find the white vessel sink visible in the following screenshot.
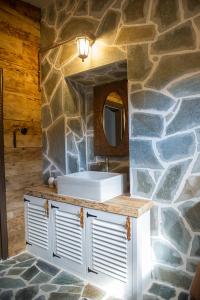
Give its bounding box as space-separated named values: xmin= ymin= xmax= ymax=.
xmin=57 ymin=171 xmax=126 ymax=202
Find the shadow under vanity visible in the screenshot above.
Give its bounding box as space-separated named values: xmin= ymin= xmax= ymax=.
xmin=26 ymin=61 xmax=154 ymax=300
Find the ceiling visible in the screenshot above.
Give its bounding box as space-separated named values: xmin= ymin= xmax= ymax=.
xmin=22 ymin=0 xmax=52 ymax=8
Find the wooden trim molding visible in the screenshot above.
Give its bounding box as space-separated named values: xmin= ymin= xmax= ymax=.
xmin=0 ymin=68 xmax=8 ymax=259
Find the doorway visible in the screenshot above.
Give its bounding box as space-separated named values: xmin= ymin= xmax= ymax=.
xmin=0 ymin=68 xmax=8 ymax=259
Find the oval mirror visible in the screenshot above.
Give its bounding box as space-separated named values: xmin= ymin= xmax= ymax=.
xmin=103 ymin=91 xmax=125 ymax=147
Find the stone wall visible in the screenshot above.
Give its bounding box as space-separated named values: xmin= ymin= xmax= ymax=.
xmin=41 ymin=0 xmax=200 ymax=299
xmin=0 ymin=0 xmax=42 ymax=256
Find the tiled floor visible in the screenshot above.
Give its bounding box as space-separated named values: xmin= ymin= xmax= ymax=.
xmin=0 ymin=252 xmax=118 ymax=300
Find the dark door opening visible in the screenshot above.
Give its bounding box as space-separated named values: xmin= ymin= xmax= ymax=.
xmin=0 ymin=68 xmax=8 ymax=259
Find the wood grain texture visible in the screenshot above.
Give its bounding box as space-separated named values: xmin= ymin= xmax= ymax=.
xmin=25 ymin=185 xmax=154 ymax=218
xmin=0 ymin=69 xmax=8 ymax=259
xmin=0 ymin=0 xmax=42 ymax=257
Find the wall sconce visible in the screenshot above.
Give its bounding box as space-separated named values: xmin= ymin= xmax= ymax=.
xmin=76 ymin=34 xmax=95 ymax=62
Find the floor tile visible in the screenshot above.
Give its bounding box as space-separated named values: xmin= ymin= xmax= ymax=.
xmin=0 ymin=252 xmax=121 ymax=300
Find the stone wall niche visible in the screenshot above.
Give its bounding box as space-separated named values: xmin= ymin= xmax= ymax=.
xmin=65 ymin=61 xmax=130 ymax=185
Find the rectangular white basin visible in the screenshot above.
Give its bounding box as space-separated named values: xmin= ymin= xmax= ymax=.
xmin=57 ymin=171 xmax=126 ymax=202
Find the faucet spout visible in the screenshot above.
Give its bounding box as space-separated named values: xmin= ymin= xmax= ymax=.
xmin=105 ymin=157 xmax=109 ymax=172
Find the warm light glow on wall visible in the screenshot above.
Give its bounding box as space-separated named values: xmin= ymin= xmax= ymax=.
xmin=76 ymin=36 xmax=90 ymax=62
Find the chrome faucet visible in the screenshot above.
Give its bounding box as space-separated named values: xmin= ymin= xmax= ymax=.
xmin=105 ymin=157 xmax=109 ymax=172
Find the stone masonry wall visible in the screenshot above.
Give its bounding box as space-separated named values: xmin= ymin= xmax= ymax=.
xmin=41 ymin=0 xmax=200 ymax=299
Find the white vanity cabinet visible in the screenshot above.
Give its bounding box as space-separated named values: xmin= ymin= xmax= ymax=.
xmin=24 ymin=195 xmax=50 ymax=260
xmin=24 ymin=195 xmax=151 ymax=300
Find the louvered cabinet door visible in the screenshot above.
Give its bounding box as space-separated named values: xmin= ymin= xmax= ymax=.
xmin=86 ymin=209 xmax=133 ymax=299
xmin=50 ymin=201 xmax=85 ymax=278
xmin=24 ymin=195 xmax=50 ymax=260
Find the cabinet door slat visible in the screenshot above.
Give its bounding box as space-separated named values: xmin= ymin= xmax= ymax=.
xmin=27 ymin=202 xmax=48 ymax=250
xmin=54 ymin=209 xmax=83 ymax=265
xmin=90 ymin=216 xmax=128 ymax=283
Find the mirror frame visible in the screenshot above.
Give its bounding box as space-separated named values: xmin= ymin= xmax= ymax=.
xmin=94 ymin=79 xmax=129 ymax=157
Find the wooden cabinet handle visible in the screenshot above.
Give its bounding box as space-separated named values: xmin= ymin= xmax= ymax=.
xmin=80 ymin=208 xmax=84 ymax=228
xmin=125 ymin=216 xmax=131 ymax=241
xmin=44 ymin=200 xmax=49 ymax=218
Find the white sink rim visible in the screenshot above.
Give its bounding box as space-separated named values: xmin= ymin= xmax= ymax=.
xmin=57 ymin=171 xmax=126 ymax=202
xmin=61 ymin=171 xmax=123 ymax=182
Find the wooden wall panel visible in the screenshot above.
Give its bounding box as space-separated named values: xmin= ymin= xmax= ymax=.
xmin=0 ymin=0 xmax=42 ymax=257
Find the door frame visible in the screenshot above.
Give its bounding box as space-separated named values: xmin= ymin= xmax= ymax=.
xmin=0 ymin=68 xmax=8 ymax=259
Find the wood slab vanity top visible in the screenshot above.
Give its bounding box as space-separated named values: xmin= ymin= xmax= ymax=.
xmin=25 ymin=185 xmax=154 ymax=218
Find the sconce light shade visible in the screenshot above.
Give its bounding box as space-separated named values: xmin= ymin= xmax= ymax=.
xmin=76 ymin=34 xmax=95 ymax=62
xmin=76 ymin=36 xmax=90 ymax=62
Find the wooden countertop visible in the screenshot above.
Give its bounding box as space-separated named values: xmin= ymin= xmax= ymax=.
xmin=25 ymin=185 xmax=154 ymax=218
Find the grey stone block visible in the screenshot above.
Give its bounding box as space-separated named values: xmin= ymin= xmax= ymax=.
xmin=151 ymin=0 xmax=180 ymax=32
xmin=130 ymin=90 xmax=175 ymax=112
xmin=52 ymin=271 xmax=83 ymax=285
xmin=191 ymin=235 xmax=200 ymax=257
xmin=0 ymin=278 xmax=25 ymax=289
xmin=146 ymin=52 xmax=200 ymax=90
xmin=167 ymin=98 xmax=200 ymax=134
xmin=156 ymin=133 xmax=195 ymax=162
xmin=21 ymin=266 xmax=39 ymax=281
xmin=30 ymin=272 xmax=52 ymax=284
xmin=143 ymin=294 xmax=159 ymax=300
xmin=96 ymin=10 xmax=121 ymax=44
xmin=50 ymin=82 xmax=63 ymax=121
xmin=48 ymin=293 xmax=80 ymax=300
xmin=179 ymin=201 xmax=200 ymax=231
xmin=130 ymin=140 xmax=163 ymax=169
xmin=90 ymin=0 xmax=114 ymax=18
xmin=152 ymin=240 xmax=183 ymax=267
xmin=183 ymin=0 xmax=200 ymax=18
xmin=148 ymin=282 xmax=176 ymax=300
xmin=67 ymin=132 xmax=78 ymax=155
xmin=59 ymin=17 xmax=98 ymax=41
xmin=42 ymin=105 xmax=52 ymax=128
xmin=186 ymin=258 xmax=200 ymax=273
xmin=151 ymin=206 xmax=159 ymax=236
xmin=161 ymin=207 xmax=191 ymax=254
xmin=67 ymin=153 xmax=79 ymax=174
xmin=132 ymin=169 xmax=155 ymax=197
xmin=169 ymin=73 xmax=200 ymax=97
xmin=155 ymin=160 xmax=191 ymax=202
xmin=131 ymin=113 xmax=164 ymax=138
xmin=77 ymin=139 xmax=86 ymax=170
xmin=15 ymin=286 xmax=39 ymax=300
xmin=46 ymin=3 xmax=56 ymax=26
xmin=67 ymin=118 xmax=83 ymax=139
xmin=14 ymin=258 xmax=36 ymax=268
xmin=36 ymin=259 xmax=59 ymax=276
xmin=178 ymin=292 xmax=189 ymax=300
xmin=0 ymin=290 xmax=13 ymax=300
xmin=176 ymin=176 xmax=200 ymax=202
xmin=192 ymin=154 xmax=200 ymax=173
xmin=151 ymin=21 xmax=196 ymax=54
xmin=47 ymin=116 xmax=66 ymax=174
xmin=122 ymin=0 xmax=149 ymax=24
xmin=44 ymin=69 xmax=61 ymax=99
xmin=128 ymin=45 xmax=152 ymax=81
xmin=153 ymin=265 xmax=192 ymax=289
